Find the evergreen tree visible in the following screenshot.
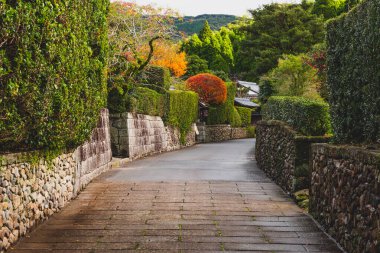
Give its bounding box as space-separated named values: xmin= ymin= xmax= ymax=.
xmin=237 ymin=3 xmax=325 ymax=81
xmin=199 ymin=21 xmax=213 ymax=41
xmin=182 ymin=21 xmax=235 ymax=76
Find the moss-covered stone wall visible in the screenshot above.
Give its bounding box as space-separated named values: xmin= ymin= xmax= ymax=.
xmin=256 ymin=120 xmax=330 ymax=193
xmin=310 ymin=144 xmax=380 ymax=253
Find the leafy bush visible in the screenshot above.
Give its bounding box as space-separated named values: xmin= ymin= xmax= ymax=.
xmin=327 ymin=0 xmax=380 ymax=144
xmin=207 ymin=82 xmax=242 ymax=127
xmin=0 ymin=0 xmax=109 ymax=152
xmin=139 ymin=66 xmax=172 ymax=93
xmin=186 ymin=73 xmax=227 ymax=105
xmin=265 ymin=54 xmax=321 ymax=99
xmin=236 ymin=107 xmax=252 ymax=127
xmin=246 ymin=126 xmax=256 ymax=138
xmin=129 ymin=88 xmax=165 ymax=117
xmin=262 ymin=96 xmax=331 ymax=136
xmin=165 ymin=91 xmax=199 ymax=142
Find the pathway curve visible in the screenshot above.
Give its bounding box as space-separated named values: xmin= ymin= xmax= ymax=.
xmin=9 ymin=139 xmax=343 ymax=252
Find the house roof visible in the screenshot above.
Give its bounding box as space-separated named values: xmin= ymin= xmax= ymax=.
xmin=234 ymin=98 xmax=260 ymax=108
xmin=237 ymin=80 xmax=260 ymax=95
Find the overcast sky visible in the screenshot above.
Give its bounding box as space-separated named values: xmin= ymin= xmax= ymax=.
xmin=115 ymin=0 xmax=301 ymax=16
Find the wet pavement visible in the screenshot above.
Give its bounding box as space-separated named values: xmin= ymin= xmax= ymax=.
xmin=9 ymin=139 xmax=343 ymax=252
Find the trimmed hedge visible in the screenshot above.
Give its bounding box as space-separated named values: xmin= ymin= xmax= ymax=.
xmin=327 ymin=0 xmax=380 ymax=144
xmin=0 ymin=0 xmax=109 ymax=152
xmin=262 ymin=96 xmax=331 ymax=136
xmin=165 ymin=90 xmax=198 ymax=141
xmin=207 ymin=82 xmax=242 ymax=127
xmin=140 ymin=66 xmax=171 ymax=93
xmin=129 ymin=87 xmax=165 ymax=117
xmin=236 ymin=107 xmax=252 ymax=127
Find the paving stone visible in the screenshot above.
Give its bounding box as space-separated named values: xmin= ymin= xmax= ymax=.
xmin=8 ymin=140 xmax=342 ymax=253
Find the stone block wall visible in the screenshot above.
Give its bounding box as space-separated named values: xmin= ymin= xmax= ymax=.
xmin=196 ymin=124 xmax=250 ymax=143
xmin=255 ymin=120 xmax=330 ymax=193
xmin=110 ymin=113 xmax=196 ymax=160
xmin=0 ymin=109 xmax=112 ymax=252
xmin=310 ymin=144 xmax=380 ymax=253
xmin=75 ymin=109 xmax=112 ymax=192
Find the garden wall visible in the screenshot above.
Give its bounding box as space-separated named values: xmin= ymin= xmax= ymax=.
xmin=0 ymin=109 xmax=112 ymax=252
xmin=196 ymin=123 xmax=251 ymax=143
xmin=110 ymin=113 xmax=196 ymax=160
xmin=255 ymin=120 xmax=330 ymax=193
xmin=310 ymin=144 xmax=380 ymax=253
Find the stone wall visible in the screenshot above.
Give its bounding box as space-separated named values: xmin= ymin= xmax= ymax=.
xmin=196 ymin=123 xmax=250 ymax=143
xmin=256 ymin=120 xmax=330 ymax=193
xmin=76 ymin=109 xmax=112 ymax=192
xmin=0 ymin=109 xmax=112 ymax=252
xmin=205 ymin=125 xmax=232 ymax=143
xmin=110 ymin=113 xmax=196 ymax=160
xmin=310 ymin=144 xmax=380 ymax=253
xmin=231 ymin=127 xmax=249 ymax=140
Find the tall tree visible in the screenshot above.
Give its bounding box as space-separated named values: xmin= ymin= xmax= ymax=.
xmin=237 ymin=3 xmax=325 ymax=81
xmin=182 ymin=21 xmax=234 ymax=76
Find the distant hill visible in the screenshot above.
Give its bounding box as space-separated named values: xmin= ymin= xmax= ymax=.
xmin=175 ymin=14 xmax=237 ymax=36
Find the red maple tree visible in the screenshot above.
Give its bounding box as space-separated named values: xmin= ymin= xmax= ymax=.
xmin=186 ymin=73 xmax=227 ymax=105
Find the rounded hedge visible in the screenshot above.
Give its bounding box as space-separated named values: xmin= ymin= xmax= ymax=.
xmin=262 ymin=96 xmax=331 ymax=136
xmin=0 ymin=0 xmax=109 ymax=152
xmin=186 ymin=73 xmax=227 ymax=105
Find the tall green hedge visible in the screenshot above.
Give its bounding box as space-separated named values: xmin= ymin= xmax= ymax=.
xmin=327 ymin=0 xmax=380 ymax=144
xmin=0 ymin=0 xmax=109 ymax=151
xmin=165 ymin=90 xmax=198 ymax=141
xmin=236 ymin=107 xmax=252 ymax=127
xmin=207 ymin=82 xmax=242 ymax=127
xmin=262 ymin=96 xmax=331 ymax=136
xmin=129 ymin=87 xmax=165 ymax=117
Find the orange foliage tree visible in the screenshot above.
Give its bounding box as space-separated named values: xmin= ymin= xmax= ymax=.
xmin=147 ymin=41 xmax=187 ymax=77
xmin=186 ymin=73 xmax=227 ymax=105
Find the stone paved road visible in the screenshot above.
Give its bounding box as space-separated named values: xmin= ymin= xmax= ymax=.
xmin=9 ymin=139 xmax=343 ymax=252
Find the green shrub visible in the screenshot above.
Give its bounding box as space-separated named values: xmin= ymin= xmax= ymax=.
xmin=0 ymin=0 xmax=109 ymax=152
xmin=262 ymin=96 xmax=331 ymax=136
xmin=327 ymin=0 xmax=380 ymax=144
xmin=129 ymin=88 xmax=165 ymax=117
xmin=236 ymin=107 xmax=252 ymax=127
xmin=246 ymin=126 xmax=256 ymax=138
xmin=165 ymin=90 xmax=198 ymax=142
xmin=139 ymin=66 xmax=171 ymax=93
xmin=207 ymin=82 xmax=242 ymax=127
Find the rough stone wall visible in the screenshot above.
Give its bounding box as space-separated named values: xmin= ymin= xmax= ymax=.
xmin=231 ymin=128 xmax=249 ymax=139
xmin=196 ymin=124 xmax=249 ymax=143
xmin=310 ymin=144 xmax=380 ymax=253
xmin=0 ymin=109 xmax=112 ymax=252
xmin=0 ymin=153 xmax=76 ymax=251
xmin=256 ymin=120 xmax=330 ymax=193
xmin=256 ymin=121 xmax=297 ymax=193
xmin=204 ymin=125 xmax=232 ymax=143
xmin=110 ymin=113 xmax=196 ymax=160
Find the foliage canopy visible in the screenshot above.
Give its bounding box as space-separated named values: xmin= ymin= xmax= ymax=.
xmin=0 ymin=0 xmax=109 ymax=152
xmin=237 ymin=3 xmax=325 ymax=81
